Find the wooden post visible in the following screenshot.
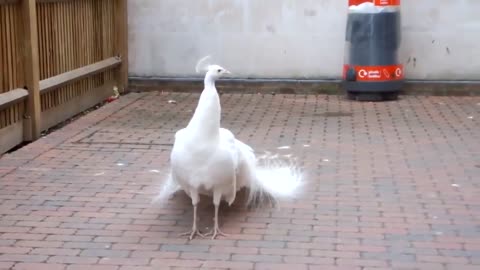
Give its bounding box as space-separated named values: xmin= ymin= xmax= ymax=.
xmin=115 ymin=0 xmax=128 ymax=93
xmin=21 ymin=0 xmax=41 ymax=140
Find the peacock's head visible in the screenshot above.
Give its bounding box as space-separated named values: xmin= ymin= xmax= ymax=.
xmin=205 ymin=65 xmax=231 ymax=80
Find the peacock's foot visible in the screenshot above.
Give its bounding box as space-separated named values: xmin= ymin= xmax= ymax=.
xmin=179 ymin=229 xmax=205 ymax=240
xmin=205 ymin=227 xmax=229 ymax=239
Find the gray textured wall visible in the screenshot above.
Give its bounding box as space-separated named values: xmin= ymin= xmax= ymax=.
xmin=128 ymin=0 xmax=479 ymax=80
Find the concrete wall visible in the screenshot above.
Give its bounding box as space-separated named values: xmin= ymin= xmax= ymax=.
xmin=128 ymin=0 xmax=480 ymax=80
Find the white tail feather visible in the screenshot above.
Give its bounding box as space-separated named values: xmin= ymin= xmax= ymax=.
xmin=246 ymin=152 xmax=304 ymax=208
xmin=152 ymin=152 xmax=304 ymax=209
xmin=151 ymin=172 xmax=181 ymax=204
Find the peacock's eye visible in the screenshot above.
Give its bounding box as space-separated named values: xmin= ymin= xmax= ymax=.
xmin=217 ymin=69 xmax=222 ymax=73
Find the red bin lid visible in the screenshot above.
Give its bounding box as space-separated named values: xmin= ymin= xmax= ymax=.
xmin=349 ymin=0 xmax=400 ymax=6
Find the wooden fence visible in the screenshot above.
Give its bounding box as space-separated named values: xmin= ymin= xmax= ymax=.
xmin=0 ymin=0 xmax=128 ymax=154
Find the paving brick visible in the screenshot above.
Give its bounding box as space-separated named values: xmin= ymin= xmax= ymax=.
xmin=231 ymin=254 xmax=282 ymax=263
xmin=0 ymin=262 xmax=15 ymax=269
xmin=30 ymin=248 xmax=81 ymax=256
xmin=0 ymin=233 xmax=46 ymax=241
xmin=464 ymin=243 xmax=480 ymax=250
xmin=445 ymin=264 xmax=480 ymax=270
xmin=130 ymin=251 xmax=179 ymax=259
xmin=75 ymin=212 xmax=116 ymax=218
xmin=140 ymin=237 xmax=187 ymax=245
xmin=0 ymin=239 xmax=15 ymax=247
xmin=150 ymin=259 xmax=203 ymax=268
xmin=309 ymin=266 xmax=361 ymax=270
xmin=16 ymin=221 xmax=61 ymax=228
xmin=98 ymin=258 xmax=150 ymax=266
xmin=160 ymin=244 xmax=209 ymax=253
xmin=417 ymin=255 xmax=470 ymax=264
xmin=226 ymin=233 xmax=263 ymax=240
xmin=45 ymin=235 xmax=92 ymax=242
xmin=122 ymin=231 xmax=169 ymax=238
xmin=287 ymin=242 xmax=334 ymax=250
xmin=44 ymin=217 xmax=88 ymax=224
xmin=105 ymin=224 xmax=150 ymax=231
xmin=111 ymin=244 xmax=159 ymax=251
xmin=2 ymin=215 xmax=45 ymax=222
xmin=259 ymin=247 xmax=308 ymax=256
xmin=180 ymin=252 xmax=231 ymax=261
xmin=336 ymin=244 xmax=387 ymax=253
xmin=201 ymin=260 xmax=254 ymax=269
xmin=118 ymin=267 xmax=157 ymax=270
xmin=80 ymin=249 xmax=130 ymax=258
xmin=30 ymin=228 xmax=76 ymax=235
xmin=0 ymin=226 xmax=32 ymax=233
xmin=0 ymin=255 xmax=48 ymax=263
xmin=209 ymin=246 xmax=258 ymax=254
xmin=89 ymin=218 xmax=133 ymax=225
xmin=188 ymin=239 xmax=236 ymax=247
xmin=283 ymin=256 xmax=334 ymax=265
xmin=256 ymin=263 xmax=308 ymax=270
xmin=0 ymin=247 xmax=31 ymax=254
xmin=15 ymin=241 xmax=63 ymax=249
xmin=12 ymin=263 xmax=66 ymax=270
xmin=361 ymin=252 xmax=416 ymax=262
xmin=59 ymin=223 xmax=106 ymax=230
xmin=237 ymin=240 xmax=285 ymax=248
xmin=31 ymin=210 xmax=74 ymax=217
xmin=336 ymin=258 xmax=389 ymax=267
xmin=391 ymin=262 xmax=445 ymax=269
xmin=94 ymin=236 xmax=140 ymax=244
xmin=414 ymin=241 xmax=464 ymax=250
xmin=76 ymin=230 xmax=123 ymax=237
xmin=47 ymin=256 xmax=99 ymax=264
xmin=311 ymin=250 xmax=360 ymax=258
xmin=67 ymin=266 xmax=119 ymax=270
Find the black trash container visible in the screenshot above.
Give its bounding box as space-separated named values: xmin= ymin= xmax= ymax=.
xmin=343 ymin=0 xmax=404 ymax=101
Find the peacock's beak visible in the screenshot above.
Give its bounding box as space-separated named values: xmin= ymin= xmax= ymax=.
xmin=224 ymin=70 xmax=231 ymax=75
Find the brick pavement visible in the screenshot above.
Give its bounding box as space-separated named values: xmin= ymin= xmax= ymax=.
xmin=0 ymin=92 xmax=479 ymax=270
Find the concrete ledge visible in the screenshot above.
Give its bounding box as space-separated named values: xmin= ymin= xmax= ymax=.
xmin=128 ymin=77 xmax=480 ymax=96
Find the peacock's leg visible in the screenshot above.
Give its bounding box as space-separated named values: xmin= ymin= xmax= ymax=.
xmin=205 ymin=191 xmax=229 ymax=239
xmin=179 ymin=191 xmax=204 ymax=240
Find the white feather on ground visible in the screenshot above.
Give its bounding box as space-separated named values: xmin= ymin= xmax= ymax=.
xmin=153 ymin=57 xmax=304 ymax=239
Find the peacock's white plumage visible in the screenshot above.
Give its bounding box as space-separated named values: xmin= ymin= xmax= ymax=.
xmin=154 ymin=57 xmax=303 ymax=239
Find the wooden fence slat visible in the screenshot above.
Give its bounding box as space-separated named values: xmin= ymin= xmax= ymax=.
xmin=115 ymin=0 xmax=128 ymax=93
xmin=39 ymin=56 xmax=121 ymax=94
xmin=40 ymin=80 xmax=114 ymax=131
xmin=0 ymin=1 xmax=19 ymax=6
xmin=0 ymin=8 xmax=5 ymax=92
xmin=0 ymin=121 xmax=23 ymax=154
xmin=9 ymin=5 xmax=17 ymax=90
xmin=21 ymin=0 xmax=42 ymax=140
xmin=0 ymin=88 xmax=29 ymax=110
xmin=5 ymin=5 xmax=13 ymax=90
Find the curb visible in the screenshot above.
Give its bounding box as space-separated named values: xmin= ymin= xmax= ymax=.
xmin=128 ymin=77 xmax=480 ymax=96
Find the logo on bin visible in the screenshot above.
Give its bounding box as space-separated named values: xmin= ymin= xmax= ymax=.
xmin=395 ymin=68 xmax=402 ymax=77
xmin=383 ymin=69 xmax=391 ymax=79
xmin=349 ymin=0 xmax=400 ymax=7
xmin=358 ymin=69 xmax=368 ymax=78
xmin=368 ymin=70 xmax=381 ymax=79
xmin=352 ymin=65 xmax=403 ymax=81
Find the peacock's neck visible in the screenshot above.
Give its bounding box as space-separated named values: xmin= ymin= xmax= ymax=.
xmin=204 ymin=76 xmax=216 ymax=91
xmin=186 ymin=75 xmax=221 ymax=140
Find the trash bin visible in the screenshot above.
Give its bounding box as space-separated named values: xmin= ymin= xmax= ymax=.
xmin=342 ymin=0 xmax=403 ymax=101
